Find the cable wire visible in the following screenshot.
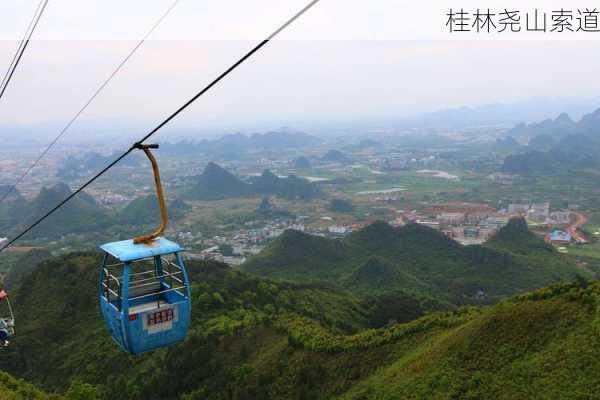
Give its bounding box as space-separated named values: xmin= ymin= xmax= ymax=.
xmin=0 ymin=0 xmax=45 ymax=94
xmin=0 ymin=0 xmax=181 ymax=204
xmin=0 ymin=0 xmax=48 ymax=100
xmin=0 ymin=0 xmax=320 ymax=251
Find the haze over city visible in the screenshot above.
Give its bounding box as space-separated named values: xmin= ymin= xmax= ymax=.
xmin=2 ymin=38 xmax=600 ymax=141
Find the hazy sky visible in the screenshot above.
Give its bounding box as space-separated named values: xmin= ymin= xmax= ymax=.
xmin=1 ymin=1 xmax=600 ymax=141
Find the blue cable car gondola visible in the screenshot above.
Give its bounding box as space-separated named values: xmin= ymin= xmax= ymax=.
xmin=99 ymin=144 xmax=191 ymax=354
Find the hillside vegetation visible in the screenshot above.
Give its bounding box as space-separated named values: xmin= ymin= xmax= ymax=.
xmin=243 ymin=219 xmax=588 ymax=304
xmin=0 ymin=248 xmax=598 ymax=399
xmin=0 ymin=254 xmax=369 ymax=398
xmin=337 ymin=281 xmax=600 ymax=400
xmin=0 ymin=371 xmax=56 ymax=400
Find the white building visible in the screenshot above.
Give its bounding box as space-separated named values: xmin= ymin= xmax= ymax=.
xmin=482 ymin=217 xmax=509 ymax=229
xmin=245 ymin=246 xmax=262 ymax=255
xmin=417 ymin=220 xmax=440 ymax=230
xmin=531 ymin=202 xmax=550 ymax=213
xmin=551 ymin=211 xmax=571 ymax=225
xmin=328 ymin=226 xmax=348 ymax=234
xmin=508 ymin=204 xmax=530 ymax=214
xmin=223 ymin=256 xmax=246 ymax=266
xmin=466 ymin=212 xmax=491 ymax=224
xmin=487 ymin=173 xmax=513 ymax=184
xmin=437 ymin=212 xmax=465 ymax=225
xmin=451 ymin=227 xmax=464 ymax=238
xmin=201 ymin=246 xmax=219 ymax=255
xmin=267 ymin=229 xmax=284 ymax=238
xmin=529 ymin=202 xmax=550 ymax=221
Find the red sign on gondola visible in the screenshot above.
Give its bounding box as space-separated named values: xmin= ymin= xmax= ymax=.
xmin=147 ymin=308 xmax=174 ymax=326
xmin=0 ymin=290 xmax=7 ymax=301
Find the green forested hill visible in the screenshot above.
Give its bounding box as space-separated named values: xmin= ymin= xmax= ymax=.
xmin=243 ymin=219 xmax=589 ymax=304
xmin=486 ymin=217 xmax=553 ymax=254
xmin=0 ymin=248 xmax=598 ymax=399
xmin=255 ymin=197 xmax=294 ymax=219
xmin=251 ymin=170 xmax=323 ymax=201
xmin=185 ymin=163 xmax=323 ymax=201
xmin=186 ymin=162 xmax=252 ymax=200
xmin=117 ymin=195 xmax=191 ymax=225
xmin=0 ymin=371 xmax=57 ymax=400
xmin=2 ymin=249 xmax=51 ymax=290
xmin=0 ymin=253 xmax=370 ymax=398
xmin=0 ymin=183 xmax=112 ymax=239
xmin=337 ymin=282 xmax=600 ymax=400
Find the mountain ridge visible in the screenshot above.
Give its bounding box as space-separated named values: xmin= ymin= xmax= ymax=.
xmin=162 ymin=129 xmax=323 ymax=156
xmin=0 ymin=183 xmax=111 ymax=238
xmin=503 ymin=108 xmax=600 ymax=174
xmin=186 ymin=163 xmax=322 ymax=201
xmin=243 ymin=219 xmax=587 ymax=303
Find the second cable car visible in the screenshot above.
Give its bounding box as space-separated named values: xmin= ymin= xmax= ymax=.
xmin=0 ymin=289 xmax=15 ymax=347
xmin=99 ymin=144 xmax=191 ymax=354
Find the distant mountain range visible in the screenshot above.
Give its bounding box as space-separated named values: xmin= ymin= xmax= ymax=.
xmin=403 ymin=97 xmax=600 ymax=129
xmin=243 ymin=218 xmax=584 ymax=304
xmin=0 ymin=185 xmax=24 ymax=203
xmin=495 ymin=136 xmax=520 ymax=150
xmin=185 ymin=162 xmax=251 ymax=200
xmin=328 ymin=198 xmax=354 ymax=213
xmin=503 ymin=108 xmax=600 ymax=174
xmin=12 ymin=182 xmax=110 ymax=237
xmin=117 ymin=195 xmax=191 ymax=225
xmin=251 ymin=170 xmax=323 ymax=200
xmin=255 ymin=197 xmax=294 ymax=219
xmin=185 ymin=162 xmax=323 ymax=201
xmin=292 ymin=156 xmax=311 ymax=169
xmin=57 ymin=151 xmax=142 ymax=179
xmin=0 ymin=183 xmax=191 ymax=239
xmin=321 ymin=149 xmax=353 ymax=164
xmin=161 ymin=128 xmax=323 ymax=156
xmin=0 ymin=186 xmax=27 ymax=227
xmin=53 ymin=130 xmax=322 ymax=181
xmin=506 ymin=112 xmax=578 ymax=141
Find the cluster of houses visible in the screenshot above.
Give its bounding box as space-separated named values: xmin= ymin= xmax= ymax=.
xmin=401 ymin=201 xmax=575 ymax=246
xmin=173 ymin=198 xmax=583 ymax=264
xmin=179 ymin=215 xmax=373 ymax=264
xmin=401 ymin=203 xmax=509 ymax=245
xmin=412 ymin=214 xmax=508 ymax=245
xmin=506 ymin=203 xmax=582 ymax=246
xmin=507 ymin=203 xmax=572 ymax=225
xmin=182 ymin=219 xmax=317 ymax=265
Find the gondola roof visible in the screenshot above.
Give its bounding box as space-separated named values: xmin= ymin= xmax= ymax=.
xmin=100 ymin=237 xmax=183 ymax=262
